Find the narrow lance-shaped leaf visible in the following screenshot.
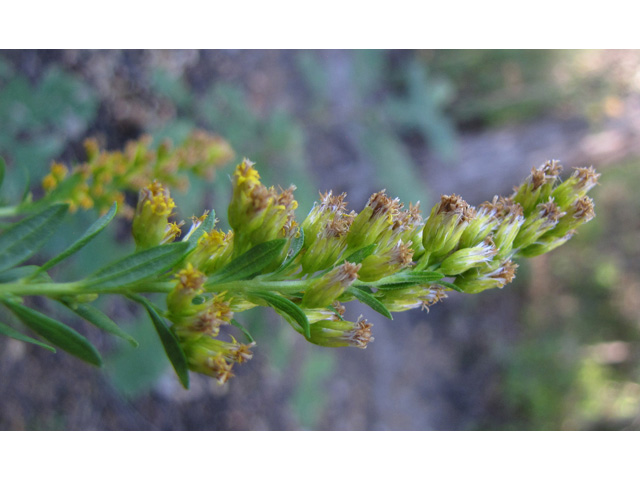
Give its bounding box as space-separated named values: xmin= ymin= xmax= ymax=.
xmin=2 ymin=299 xmax=102 ymax=366
xmin=375 ymin=271 xmax=445 ymax=289
xmin=129 ymin=294 xmax=190 ymax=389
xmin=345 ymin=243 xmax=377 ymax=264
xmin=435 ymin=280 xmax=464 ymax=293
xmin=273 ymin=228 xmax=305 ymax=274
xmin=0 ymin=203 xmax=69 ymax=272
xmin=0 ymin=319 xmax=56 ymax=352
xmin=250 ymin=290 xmax=311 ymax=339
xmin=83 ymin=242 xmax=189 ymax=290
xmin=346 ymin=286 xmax=393 ymax=320
xmin=62 ymin=300 xmax=139 ymax=347
xmin=206 ymin=239 xmax=286 ymax=285
xmin=230 ymin=319 xmax=255 ymax=344
xmin=37 ymin=202 xmax=118 ymax=273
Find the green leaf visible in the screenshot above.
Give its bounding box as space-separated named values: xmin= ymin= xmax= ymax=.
xmin=3 ymin=299 xmax=102 ymax=366
xmin=273 ymin=229 xmax=305 ymax=274
xmin=0 ymin=319 xmax=56 ymax=352
xmin=206 ymin=239 xmax=286 ymax=285
xmin=83 ymin=242 xmax=189 ymax=290
xmin=0 ymin=265 xmax=40 ymax=283
xmin=346 ymin=286 xmax=393 ymax=320
xmin=376 ymin=271 xmax=446 ymax=289
xmin=64 ymin=301 xmax=139 ymax=347
xmin=0 ymin=203 xmax=69 ymax=272
xmin=435 ymin=280 xmax=464 ymax=293
xmin=129 ymin=294 xmax=190 ymax=389
xmin=185 ymin=209 xmax=216 ymax=248
xmin=230 ymin=318 xmax=255 ymax=344
xmin=38 ymin=202 xmax=117 ymax=273
xmin=250 ymin=290 xmax=310 ymax=338
xmin=345 ymin=244 xmax=377 ymax=264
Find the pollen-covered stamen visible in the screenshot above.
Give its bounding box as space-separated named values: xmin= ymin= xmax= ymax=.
xmin=542 ymin=159 xmax=563 ymax=177
xmin=175 ymin=263 xmax=206 ymax=293
xmin=421 ymin=285 xmax=448 ymax=311
xmin=348 ymin=317 xmax=374 ymax=349
xmin=162 ymin=221 xmax=184 ymax=244
xmin=335 ymin=262 xmax=361 ymax=286
xmin=573 ymin=196 xmax=595 ymax=221
xmin=573 ymin=166 xmax=601 ymax=190
xmin=537 ymin=199 xmax=566 ymax=226
xmin=367 ymin=190 xmax=402 ymax=219
xmin=390 ymin=240 xmax=415 ymax=267
xmin=206 ymin=355 xmax=234 ymax=384
xmin=489 ymin=259 xmax=518 ymax=287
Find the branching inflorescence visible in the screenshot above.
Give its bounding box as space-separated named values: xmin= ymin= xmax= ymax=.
xmin=0 ymin=137 xmax=599 ymax=388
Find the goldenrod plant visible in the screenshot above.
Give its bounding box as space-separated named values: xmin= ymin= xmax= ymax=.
xmin=0 ymin=139 xmax=599 ymax=388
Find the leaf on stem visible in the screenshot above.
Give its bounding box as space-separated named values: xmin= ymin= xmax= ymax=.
xmin=346 ymin=286 xmax=393 ymax=320
xmin=83 ymin=242 xmax=189 ymax=290
xmin=63 ymin=301 xmax=139 ymax=347
xmin=38 ymin=202 xmax=117 ymax=273
xmin=249 ymin=290 xmax=310 ymax=339
xmin=272 ymin=229 xmax=305 ymax=274
xmin=206 ymin=239 xmax=286 ymax=285
xmin=2 ymin=299 xmax=102 ymax=366
xmin=0 ymin=203 xmax=69 ymax=272
xmin=0 ymin=318 xmax=56 ymax=352
xmin=345 ymin=243 xmax=377 ymax=264
xmin=129 ymin=294 xmax=190 ymax=389
xmin=435 ymin=280 xmax=464 ymax=293
xmin=230 ymin=318 xmax=255 ymax=344
xmin=375 ymin=271 xmax=445 ymax=289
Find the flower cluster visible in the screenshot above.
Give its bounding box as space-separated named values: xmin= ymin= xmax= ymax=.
xmin=41 ymin=130 xmax=233 ymax=217
xmin=131 ymin=158 xmax=598 ymax=384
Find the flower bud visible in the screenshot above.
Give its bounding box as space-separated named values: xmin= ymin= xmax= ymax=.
xmin=167 ymin=263 xmax=207 ymax=316
xmin=513 ymin=199 xmax=565 ymax=250
xmin=378 ymin=284 xmax=447 ymax=312
xmin=182 ymin=336 xmax=255 ymax=384
xmin=551 ymin=166 xmax=600 ymax=208
xmin=132 ymin=181 xmax=177 ymax=249
xmin=512 ymin=160 xmax=563 ymax=214
xmin=346 ymin=191 xmax=401 ymax=251
xmin=228 ymin=159 xmax=298 ymax=256
xmin=454 ymin=259 xmax=518 ymax=294
xmin=307 ymin=316 xmax=374 ymax=349
xmin=422 ymin=194 xmax=475 ymax=261
xmin=301 ymin=262 xmax=360 ymax=308
xmin=439 ymin=237 xmax=497 ymax=276
xmin=357 ymin=240 xmax=414 ymax=282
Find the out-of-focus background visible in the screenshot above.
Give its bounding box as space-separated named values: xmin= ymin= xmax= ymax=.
xmin=1 ymin=50 xmax=639 ymax=430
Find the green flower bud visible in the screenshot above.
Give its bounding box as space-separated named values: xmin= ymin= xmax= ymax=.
xmin=182 ymin=336 xmax=254 ymax=384
xmin=307 ymin=316 xmax=374 ymax=349
xmin=491 ymin=201 xmax=525 ymax=258
xmin=439 ymin=238 xmax=497 ymax=276
xmin=422 ymin=194 xmax=475 ymax=260
xmin=458 ymin=203 xmax=499 ymax=249
xmin=301 ymin=262 xmax=360 ymax=308
xmin=518 ymin=231 xmax=575 ymax=257
xmin=167 ymin=263 xmax=207 ymax=316
xmin=358 ymin=240 xmax=414 ymax=282
xmin=378 ymin=284 xmax=447 ymax=312
xmin=132 ymin=181 xmax=177 ymax=249
xmin=513 ymin=199 xmax=565 ymax=250
xmin=512 ymin=160 xmax=563 ymax=214
xmin=454 ymin=259 xmax=518 ymax=294
xmin=228 ymin=159 xmax=298 ymax=256
xmin=551 ymin=166 xmax=600 ymax=208
xmin=346 ymin=191 xmax=401 ymax=251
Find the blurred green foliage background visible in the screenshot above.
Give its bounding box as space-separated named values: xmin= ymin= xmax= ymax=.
xmin=1 ymin=50 xmax=639 ymax=430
